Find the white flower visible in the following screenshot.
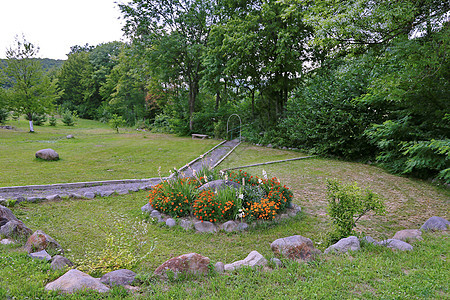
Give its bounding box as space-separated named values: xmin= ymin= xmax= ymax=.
xmin=258 ymin=178 xmax=263 ymax=184
xmin=262 ymin=170 xmax=268 ymax=179
xmin=238 ymin=194 xmax=244 ymax=200
xmin=225 ymin=174 xmax=228 ymax=182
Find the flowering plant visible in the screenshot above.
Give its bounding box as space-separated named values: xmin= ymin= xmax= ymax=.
xmin=147 ymin=168 xmax=294 ymax=223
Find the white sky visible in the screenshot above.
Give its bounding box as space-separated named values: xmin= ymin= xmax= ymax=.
xmin=0 ymin=0 xmax=129 ymax=60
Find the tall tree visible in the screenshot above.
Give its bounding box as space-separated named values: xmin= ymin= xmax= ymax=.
xmin=2 ymin=36 xmax=61 ymax=132
xmin=119 ymin=0 xmax=216 ymax=130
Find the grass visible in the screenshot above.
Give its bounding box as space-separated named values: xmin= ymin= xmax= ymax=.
xmin=0 ymin=121 xmax=449 ymax=299
xmin=0 ymin=118 xmax=217 ymax=186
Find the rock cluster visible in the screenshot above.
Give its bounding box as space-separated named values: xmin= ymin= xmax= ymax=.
xmin=2 ymin=203 xmax=448 ymax=296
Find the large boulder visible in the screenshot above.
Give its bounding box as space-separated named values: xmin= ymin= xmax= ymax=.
xmin=380 ymin=239 xmax=413 ymax=251
xmin=392 ymin=229 xmax=423 ymax=243
xmin=35 ymin=148 xmax=59 ymax=161
xmin=100 ymin=269 xmax=136 ymax=287
xmin=24 ymin=230 xmax=63 ymax=255
xmin=420 ymin=216 xmax=449 ymax=231
xmin=154 ymin=253 xmax=210 ymax=279
xmin=224 ymin=251 xmax=267 ymax=272
xmin=0 ymin=220 xmax=33 ymax=241
xmin=45 ymin=269 xmax=110 ymax=293
xmin=0 ymin=205 xmax=19 ymax=222
xmin=198 ymin=180 xmax=241 ymax=192
xmin=271 ymin=235 xmax=321 ymax=262
xmin=324 ymin=236 xmax=360 ymax=254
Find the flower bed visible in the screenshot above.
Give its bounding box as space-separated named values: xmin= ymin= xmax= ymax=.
xmin=147 ymin=169 xmax=294 ymax=223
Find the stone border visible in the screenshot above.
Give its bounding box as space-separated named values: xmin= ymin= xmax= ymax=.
xmin=141 ymin=202 xmax=303 ymax=233
xmin=220 ymin=155 xmax=316 ymax=172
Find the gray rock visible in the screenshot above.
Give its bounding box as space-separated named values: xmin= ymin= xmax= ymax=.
xmin=236 ymin=222 xmax=249 ymax=231
xmin=51 ymin=255 xmax=74 ymax=270
xmin=1 ymin=238 xmax=15 ymax=245
xmin=224 ymin=251 xmax=267 ymax=271
xmin=380 ymin=239 xmax=413 ymax=251
xmin=99 ymin=191 xmax=114 ymax=197
xmin=270 ymin=235 xmax=321 ymax=262
xmin=393 ymin=229 xmax=423 ymax=243
xmin=84 ymin=192 xmax=96 ymax=199
xmin=45 ymin=269 xmax=110 ymax=293
xmin=66 ymin=135 xmax=74 ymax=139
xmin=289 ymin=204 xmax=302 ymax=216
xmin=117 ymin=190 xmax=129 ymax=195
xmin=179 ymin=220 xmax=194 ymax=231
xmin=166 ymin=218 xmax=176 ymax=227
xmin=194 ymin=221 xmax=217 ymax=233
xmin=0 ymin=205 xmax=19 ymax=222
xmin=325 ymin=236 xmax=360 ymax=254
xmin=29 ymin=250 xmax=52 ymax=261
xmin=150 ymin=210 xmax=161 ymax=218
xmin=198 ymin=179 xmax=241 ymax=192
xmin=129 ymin=187 xmax=140 ymax=192
xmin=0 ymin=220 xmax=33 ymax=241
xmin=221 ymin=220 xmax=237 ymax=232
xmin=69 ymin=193 xmax=83 ymax=199
xmin=27 ymin=197 xmax=45 ymax=203
xmin=46 ymin=194 xmax=61 ymax=201
xmin=35 ymin=148 xmax=59 ymax=161
xmin=25 ymin=230 xmax=64 ymax=255
xmin=270 ymin=257 xmax=282 ymax=268
xmin=100 ymin=269 xmax=136 ymax=287
xmin=141 ymin=203 xmax=153 ymax=213
xmin=267 ymin=144 xmax=273 ymax=148
xmin=361 ymin=236 xmax=379 ymax=245
xmin=214 ymin=262 xmax=225 ymax=273
xmin=420 ymin=216 xmax=449 ymax=231
xmin=154 ymin=253 xmax=210 ymax=279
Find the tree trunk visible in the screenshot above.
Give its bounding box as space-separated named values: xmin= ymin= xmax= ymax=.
xmin=188 ymin=80 xmax=199 ymax=131
xmin=28 ymin=113 xmax=34 ymax=132
xmin=215 ymin=91 xmax=221 ymax=112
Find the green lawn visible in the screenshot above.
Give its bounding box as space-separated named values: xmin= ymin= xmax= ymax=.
xmin=0 ymin=120 xmax=448 ymax=299
xmin=0 ymin=118 xmax=217 ymax=186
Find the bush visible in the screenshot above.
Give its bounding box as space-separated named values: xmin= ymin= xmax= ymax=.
xmin=61 ymin=109 xmax=77 ymax=126
xmin=326 ymin=179 xmax=385 ymax=244
xmin=0 ymin=109 xmax=9 ymax=124
xmin=109 ymin=114 xmax=126 ymax=133
xmin=48 ymin=115 xmax=57 ymax=126
xmin=26 ymin=113 xmax=47 ymax=126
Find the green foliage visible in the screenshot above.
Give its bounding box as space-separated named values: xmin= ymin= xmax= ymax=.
xmin=49 ymin=115 xmax=57 ymax=126
xmin=26 ymin=113 xmax=47 ymax=126
xmin=108 ymin=114 xmax=126 ymax=133
xmin=326 ymin=179 xmax=385 ymax=244
xmin=76 ymin=212 xmax=155 ymax=277
xmin=0 ymin=109 xmax=8 ymax=124
xmin=2 ymin=36 xmax=61 ymax=132
xmin=61 ymin=109 xmax=77 ymax=126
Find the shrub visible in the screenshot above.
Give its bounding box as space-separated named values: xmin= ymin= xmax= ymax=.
xmin=0 ymin=109 xmax=9 ymax=124
xmin=49 ymin=115 xmax=57 ymax=126
xmin=326 ymin=179 xmax=385 ymax=244
xmin=109 ymin=114 xmax=126 ymax=133
xmin=61 ymin=109 xmax=77 ymax=126
xmin=193 ymin=189 xmax=236 ymax=222
xmin=26 ymin=113 xmax=47 ymax=126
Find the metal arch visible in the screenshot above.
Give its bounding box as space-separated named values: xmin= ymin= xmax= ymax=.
xmin=226 ymin=114 xmax=242 ymax=142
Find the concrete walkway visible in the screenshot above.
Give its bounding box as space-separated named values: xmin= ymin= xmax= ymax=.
xmin=0 ymin=139 xmax=241 ymax=202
